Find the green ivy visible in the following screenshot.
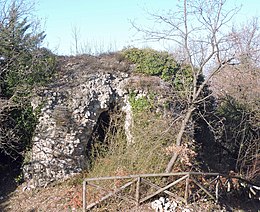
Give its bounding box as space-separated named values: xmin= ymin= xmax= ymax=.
xmin=122 ymin=48 xmax=178 ymax=81
xmin=122 ymin=48 xmax=194 ymax=90
xmin=129 ymin=91 xmax=153 ymax=113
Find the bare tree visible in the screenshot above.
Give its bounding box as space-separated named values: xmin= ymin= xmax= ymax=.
xmin=229 ymin=17 xmax=260 ymax=66
xmin=209 ymin=17 xmax=260 ymax=180
xmin=132 ymin=0 xmax=243 ymax=172
xmin=71 ymin=25 xmax=81 ymax=55
xmin=211 ymin=17 xmax=260 ymax=104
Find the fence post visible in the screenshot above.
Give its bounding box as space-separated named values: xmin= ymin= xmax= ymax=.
xmin=136 ymin=176 xmax=141 ymax=206
xmin=83 ymin=180 xmax=86 ymax=212
xmin=184 ymin=173 xmax=190 ymax=205
xmin=215 ymin=176 xmax=219 ymax=203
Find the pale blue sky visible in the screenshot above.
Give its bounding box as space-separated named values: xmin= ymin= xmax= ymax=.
xmin=36 ymin=0 xmax=260 ymax=55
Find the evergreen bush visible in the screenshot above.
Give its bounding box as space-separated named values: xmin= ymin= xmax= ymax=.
xmin=0 ymin=1 xmax=56 ymax=160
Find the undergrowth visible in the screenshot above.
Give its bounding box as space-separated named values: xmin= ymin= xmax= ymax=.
xmin=82 ymin=105 xmax=198 ymax=210
xmin=87 ymin=110 xmax=177 ymax=178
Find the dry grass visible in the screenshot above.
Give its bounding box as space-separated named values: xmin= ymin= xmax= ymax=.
xmin=1 ymin=181 xmax=83 ymax=211
xmin=87 ymin=110 xmax=180 ymax=178
xmin=80 ymin=109 xmax=199 ymax=211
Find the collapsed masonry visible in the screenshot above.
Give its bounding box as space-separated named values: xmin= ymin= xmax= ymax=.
xmin=23 ymin=55 xmax=132 ymax=187
xmin=23 ymin=54 xmax=172 ymax=187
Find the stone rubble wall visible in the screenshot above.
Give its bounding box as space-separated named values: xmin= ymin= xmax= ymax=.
xmin=23 ymin=58 xmax=130 ymax=186
xmin=22 ymin=55 xmax=172 ymax=187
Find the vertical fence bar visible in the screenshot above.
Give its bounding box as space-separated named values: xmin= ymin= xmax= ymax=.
xmin=135 ymin=176 xmax=141 ymax=206
xmin=184 ymin=173 xmax=190 ymax=205
xmin=215 ymin=176 xmax=219 ymax=203
xmin=83 ymin=180 xmax=86 ymax=212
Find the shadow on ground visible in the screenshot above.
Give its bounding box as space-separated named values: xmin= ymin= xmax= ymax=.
xmin=0 ymin=154 xmax=22 ymax=212
xmin=194 ymin=119 xmax=260 ymax=212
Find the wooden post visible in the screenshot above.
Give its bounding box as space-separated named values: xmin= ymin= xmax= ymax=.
xmin=215 ymin=177 xmax=219 ymax=203
xmin=190 ymin=177 xmax=215 ymax=201
xmin=83 ymin=180 xmax=86 ymax=212
xmin=140 ymin=175 xmax=188 ymax=203
xmin=184 ymin=173 xmax=190 ymax=205
xmin=135 ymin=177 xmax=141 ymax=206
xmin=86 ymin=180 xmax=136 ymax=210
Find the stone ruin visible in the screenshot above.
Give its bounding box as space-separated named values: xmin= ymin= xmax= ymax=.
xmin=23 ymin=54 xmax=171 ymax=187
xmin=23 ymin=55 xmax=132 ymax=187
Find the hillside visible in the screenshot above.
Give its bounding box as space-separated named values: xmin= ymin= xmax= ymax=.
xmin=1 ymin=0 xmax=260 ymax=210
xmin=0 ymin=52 xmax=259 ymax=211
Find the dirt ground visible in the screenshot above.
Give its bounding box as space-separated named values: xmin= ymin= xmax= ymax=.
xmin=0 ymin=178 xmax=259 ymax=212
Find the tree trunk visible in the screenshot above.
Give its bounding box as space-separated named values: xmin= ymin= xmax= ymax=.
xmin=165 ymin=106 xmax=195 ymax=173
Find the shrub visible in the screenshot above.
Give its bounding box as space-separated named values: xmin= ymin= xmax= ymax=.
xmin=122 ymin=48 xmax=179 ymax=81
xmin=128 ymin=91 xmax=154 ymax=113
xmin=122 ymin=48 xmax=195 ymax=93
xmin=0 ymin=1 xmax=56 ymax=161
xmin=87 ymin=110 xmax=178 ymax=177
xmin=0 ymin=3 xmax=56 ymax=96
xmin=214 ymin=96 xmax=259 ymax=182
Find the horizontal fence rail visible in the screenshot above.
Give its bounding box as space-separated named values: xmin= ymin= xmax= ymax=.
xmin=82 ymin=172 xmax=260 ymax=211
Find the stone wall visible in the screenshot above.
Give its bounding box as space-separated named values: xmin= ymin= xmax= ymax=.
xmin=23 ymin=55 xmax=131 ymax=186
xmin=22 ymin=54 xmax=173 ymax=187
